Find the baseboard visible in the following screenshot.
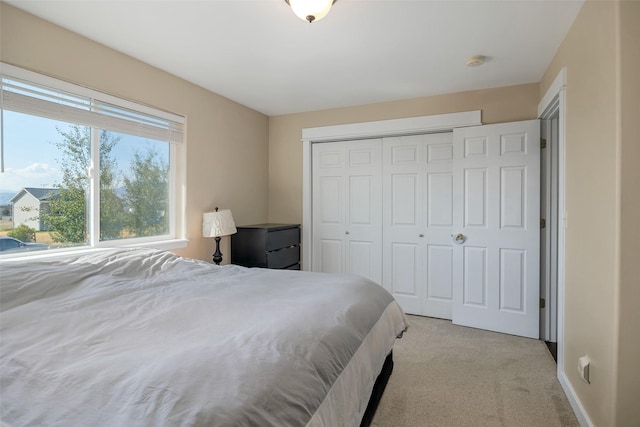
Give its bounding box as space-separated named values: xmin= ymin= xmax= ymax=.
xmin=558 ymin=370 xmax=594 ymax=427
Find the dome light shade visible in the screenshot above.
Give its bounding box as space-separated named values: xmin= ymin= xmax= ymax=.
xmin=466 ymin=55 xmax=487 ymax=67
xmin=285 ymin=0 xmax=336 ymax=23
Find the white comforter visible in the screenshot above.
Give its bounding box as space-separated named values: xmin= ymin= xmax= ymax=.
xmin=0 ymin=248 xmax=407 ymax=426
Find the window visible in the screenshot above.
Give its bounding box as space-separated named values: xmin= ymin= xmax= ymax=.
xmin=0 ymin=63 xmax=186 ymax=257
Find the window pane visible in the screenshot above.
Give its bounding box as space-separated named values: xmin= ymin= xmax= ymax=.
xmin=99 ymin=131 xmax=170 ymax=241
xmin=0 ymin=110 xmax=89 ymax=254
xmin=2 ymin=66 xmax=183 ymax=256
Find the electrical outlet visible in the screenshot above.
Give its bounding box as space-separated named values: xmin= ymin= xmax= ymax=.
xmin=578 ymin=355 xmax=591 ymax=383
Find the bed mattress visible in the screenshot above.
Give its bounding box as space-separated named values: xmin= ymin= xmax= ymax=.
xmin=0 ymin=248 xmax=407 ymax=426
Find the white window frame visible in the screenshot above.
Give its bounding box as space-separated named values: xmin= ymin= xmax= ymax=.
xmin=0 ymin=63 xmax=187 ymax=260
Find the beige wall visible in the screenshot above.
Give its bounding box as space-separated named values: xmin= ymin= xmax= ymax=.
xmin=0 ymin=3 xmax=270 ymax=262
xmin=616 ymin=1 xmax=640 ymax=425
xmin=268 ymin=83 xmax=539 ymax=223
xmin=540 ymin=1 xmax=639 ymax=425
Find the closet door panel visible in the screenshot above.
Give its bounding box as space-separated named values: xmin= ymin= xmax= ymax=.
xmin=345 ymin=140 xmax=383 ymax=284
xmin=422 ymin=133 xmax=455 ymax=319
xmin=383 ymin=135 xmax=425 ymax=313
xmin=383 ymin=132 xmax=453 ymax=318
xmin=349 ymin=175 xmax=373 ymax=225
xmin=319 ymin=239 xmax=343 ymax=274
xmin=348 ymin=240 xmax=376 ymax=282
xmin=318 ymin=176 xmax=342 ymax=224
xmin=427 ymin=173 xmax=453 ymax=227
xmin=391 ymin=174 xmax=418 ymax=225
xmin=425 ymin=244 xmax=454 ymax=319
xmin=427 ymin=245 xmax=453 ymax=299
xmin=452 ymin=120 xmax=540 ymax=339
xmin=462 ymin=245 xmax=488 ymax=307
xmin=312 ymin=143 xmax=347 ymax=273
xmin=312 ymin=139 xmax=382 ymax=283
xmin=389 ymin=242 xmax=422 ymax=314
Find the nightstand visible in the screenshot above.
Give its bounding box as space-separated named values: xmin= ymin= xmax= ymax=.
xmin=231 ymin=223 xmax=300 ymax=269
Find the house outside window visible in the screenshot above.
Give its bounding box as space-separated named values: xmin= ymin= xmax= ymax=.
xmin=0 ymin=63 xmax=186 ymax=257
xmin=9 ymin=187 xmax=59 ymax=231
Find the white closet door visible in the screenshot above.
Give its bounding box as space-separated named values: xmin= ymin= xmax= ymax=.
xmin=382 ymin=133 xmax=454 ymax=318
xmin=452 ymin=120 xmax=540 ymax=338
xmin=312 ymin=139 xmax=382 ymax=284
xmin=312 ymin=142 xmax=345 ymax=275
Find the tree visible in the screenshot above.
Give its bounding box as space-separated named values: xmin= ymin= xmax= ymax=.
xmin=43 ymin=185 xmax=86 ymax=243
xmin=7 ymin=224 xmax=36 ymax=242
xmin=123 ymin=149 xmax=169 ymax=237
xmin=98 ymin=134 xmax=125 ymax=241
xmin=42 ymin=126 xmax=123 ymax=243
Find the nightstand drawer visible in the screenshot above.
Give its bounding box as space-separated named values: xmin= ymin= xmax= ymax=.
xmin=266 ymin=246 xmax=300 ymax=269
xmin=265 ymin=227 xmax=300 ymax=252
xmin=231 ymin=223 xmax=301 ymax=269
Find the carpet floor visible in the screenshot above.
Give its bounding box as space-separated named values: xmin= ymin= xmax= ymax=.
xmin=371 ymin=315 xmax=579 ymax=427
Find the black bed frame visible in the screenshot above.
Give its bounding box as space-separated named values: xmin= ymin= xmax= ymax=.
xmin=360 ymin=351 xmax=394 ymax=427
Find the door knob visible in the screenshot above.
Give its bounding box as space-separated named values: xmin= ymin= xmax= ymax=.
xmin=419 ymin=234 xmax=424 ymax=238
xmin=345 ymin=231 xmax=350 ymax=235
xmin=452 ymin=233 xmax=466 ymax=244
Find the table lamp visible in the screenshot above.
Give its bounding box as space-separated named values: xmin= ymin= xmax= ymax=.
xmin=202 ymin=207 xmax=237 ymax=265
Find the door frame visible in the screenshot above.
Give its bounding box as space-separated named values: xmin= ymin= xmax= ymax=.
xmin=301 ymin=111 xmax=482 ymax=270
xmin=540 ymin=115 xmax=560 ymax=343
xmin=537 ymin=69 xmax=567 ymax=375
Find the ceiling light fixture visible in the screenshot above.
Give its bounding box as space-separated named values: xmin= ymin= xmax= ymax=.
xmin=466 ymin=55 xmax=487 ymax=67
xmin=285 ymin=0 xmax=337 ymax=23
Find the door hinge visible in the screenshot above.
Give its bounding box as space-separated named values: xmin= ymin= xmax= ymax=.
xmin=541 ymin=138 xmax=547 ymax=149
xmin=540 ymin=218 xmax=546 ymax=229
xmin=540 ymin=298 xmax=546 ymax=309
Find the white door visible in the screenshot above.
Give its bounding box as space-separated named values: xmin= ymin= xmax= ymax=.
xmin=452 ymin=120 xmax=540 ymax=338
xmin=382 ymin=133 xmax=454 ymax=319
xmin=312 ymin=139 xmax=382 ymax=284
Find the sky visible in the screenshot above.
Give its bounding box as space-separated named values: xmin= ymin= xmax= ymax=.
xmin=0 ymin=110 xmax=169 ymax=196
xmin=1 ymin=110 xmax=62 ymax=192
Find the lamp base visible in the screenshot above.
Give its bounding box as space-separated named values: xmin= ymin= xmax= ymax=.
xmin=212 ymin=236 xmax=223 ymax=265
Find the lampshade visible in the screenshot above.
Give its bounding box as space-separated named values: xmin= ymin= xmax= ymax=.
xmin=285 ymin=0 xmax=336 ymax=23
xmin=202 ymin=209 xmax=237 ymax=238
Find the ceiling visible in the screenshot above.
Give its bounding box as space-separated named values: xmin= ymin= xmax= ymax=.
xmin=6 ymin=0 xmax=584 ymax=116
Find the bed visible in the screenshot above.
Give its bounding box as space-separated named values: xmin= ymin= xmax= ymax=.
xmin=0 ymin=248 xmax=407 ymax=426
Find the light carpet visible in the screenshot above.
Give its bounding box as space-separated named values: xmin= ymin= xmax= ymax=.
xmin=371 ymin=315 xmax=579 ymax=427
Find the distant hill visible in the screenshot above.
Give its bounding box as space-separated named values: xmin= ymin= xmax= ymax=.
xmin=0 ymin=191 xmax=17 ymax=206
xmin=0 ymin=187 xmax=127 ymax=206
